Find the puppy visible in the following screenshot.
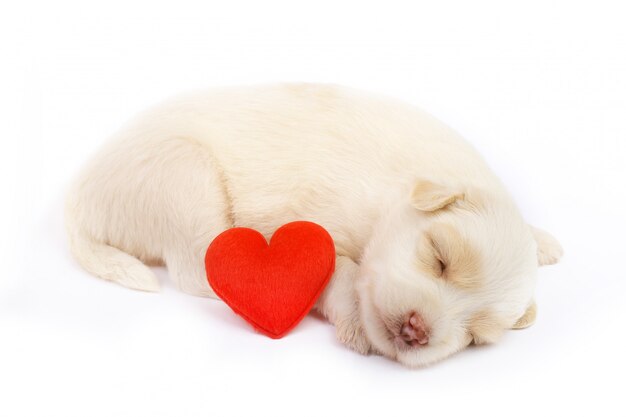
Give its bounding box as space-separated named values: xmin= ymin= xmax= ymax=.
xmin=65 ymin=83 xmax=562 ymax=367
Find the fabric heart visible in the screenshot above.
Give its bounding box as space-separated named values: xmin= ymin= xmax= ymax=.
xmin=205 ymin=221 xmax=336 ymax=338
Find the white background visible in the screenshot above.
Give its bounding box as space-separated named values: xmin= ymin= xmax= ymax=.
xmin=1 ymin=1 xmax=625 ymax=416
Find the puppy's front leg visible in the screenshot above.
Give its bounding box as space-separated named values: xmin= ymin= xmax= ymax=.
xmin=315 ymin=256 xmax=371 ymax=355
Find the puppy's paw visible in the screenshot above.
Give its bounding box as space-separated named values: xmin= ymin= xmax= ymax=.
xmin=335 ymin=314 xmax=371 ymax=355
xmin=537 ymin=239 xmax=563 ymax=265
xmin=531 ymin=226 xmax=563 ymax=266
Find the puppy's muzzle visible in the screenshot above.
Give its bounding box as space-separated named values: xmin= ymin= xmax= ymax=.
xmin=395 ymin=312 xmax=430 ymax=348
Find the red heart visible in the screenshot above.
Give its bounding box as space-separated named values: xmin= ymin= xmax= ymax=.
xmin=205 ymin=221 xmax=336 ymax=339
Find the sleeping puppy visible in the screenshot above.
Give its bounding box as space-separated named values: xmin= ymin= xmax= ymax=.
xmin=65 ymin=83 xmax=562 ymax=367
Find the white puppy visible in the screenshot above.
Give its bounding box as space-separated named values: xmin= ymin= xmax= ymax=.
xmin=65 ymin=84 xmax=562 ymax=367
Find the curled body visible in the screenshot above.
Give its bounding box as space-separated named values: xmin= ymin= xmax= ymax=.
xmin=66 ymin=83 xmax=562 ymax=367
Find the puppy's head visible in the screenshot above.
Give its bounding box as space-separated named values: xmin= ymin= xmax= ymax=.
xmin=357 ymin=179 xmax=562 ymax=367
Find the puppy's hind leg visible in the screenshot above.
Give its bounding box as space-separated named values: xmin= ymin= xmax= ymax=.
xmin=159 ymin=138 xmax=233 ymax=298
xmin=165 ymin=238 xmax=221 ymax=298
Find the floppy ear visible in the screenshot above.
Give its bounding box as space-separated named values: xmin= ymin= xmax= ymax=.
xmin=411 ymin=179 xmax=464 ymax=212
xmin=512 ymin=301 xmax=537 ymax=329
xmin=530 ymin=226 xmax=563 ymax=266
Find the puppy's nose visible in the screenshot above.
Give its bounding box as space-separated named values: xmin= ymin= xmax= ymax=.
xmin=400 ymin=312 xmax=430 ymax=346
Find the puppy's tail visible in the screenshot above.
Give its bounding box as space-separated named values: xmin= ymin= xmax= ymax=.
xmin=65 ymin=198 xmax=160 ymax=292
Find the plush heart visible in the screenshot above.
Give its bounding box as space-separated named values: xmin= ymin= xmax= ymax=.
xmin=205 ymin=221 xmax=336 ymax=339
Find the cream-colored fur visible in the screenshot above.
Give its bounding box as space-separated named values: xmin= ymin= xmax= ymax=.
xmin=65 ymin=83 xmax=562 ymax=367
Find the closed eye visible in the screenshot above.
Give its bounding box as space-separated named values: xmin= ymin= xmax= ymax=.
xmin=435 ymin=256 xmax=447 ymax=277
xmin=424 ymin=223 xmax=483 ymax=290
xmin=431 ymin=237 xmax=448 ymax=278
xmin=417 ymin=233 xmax=450 ymax=279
